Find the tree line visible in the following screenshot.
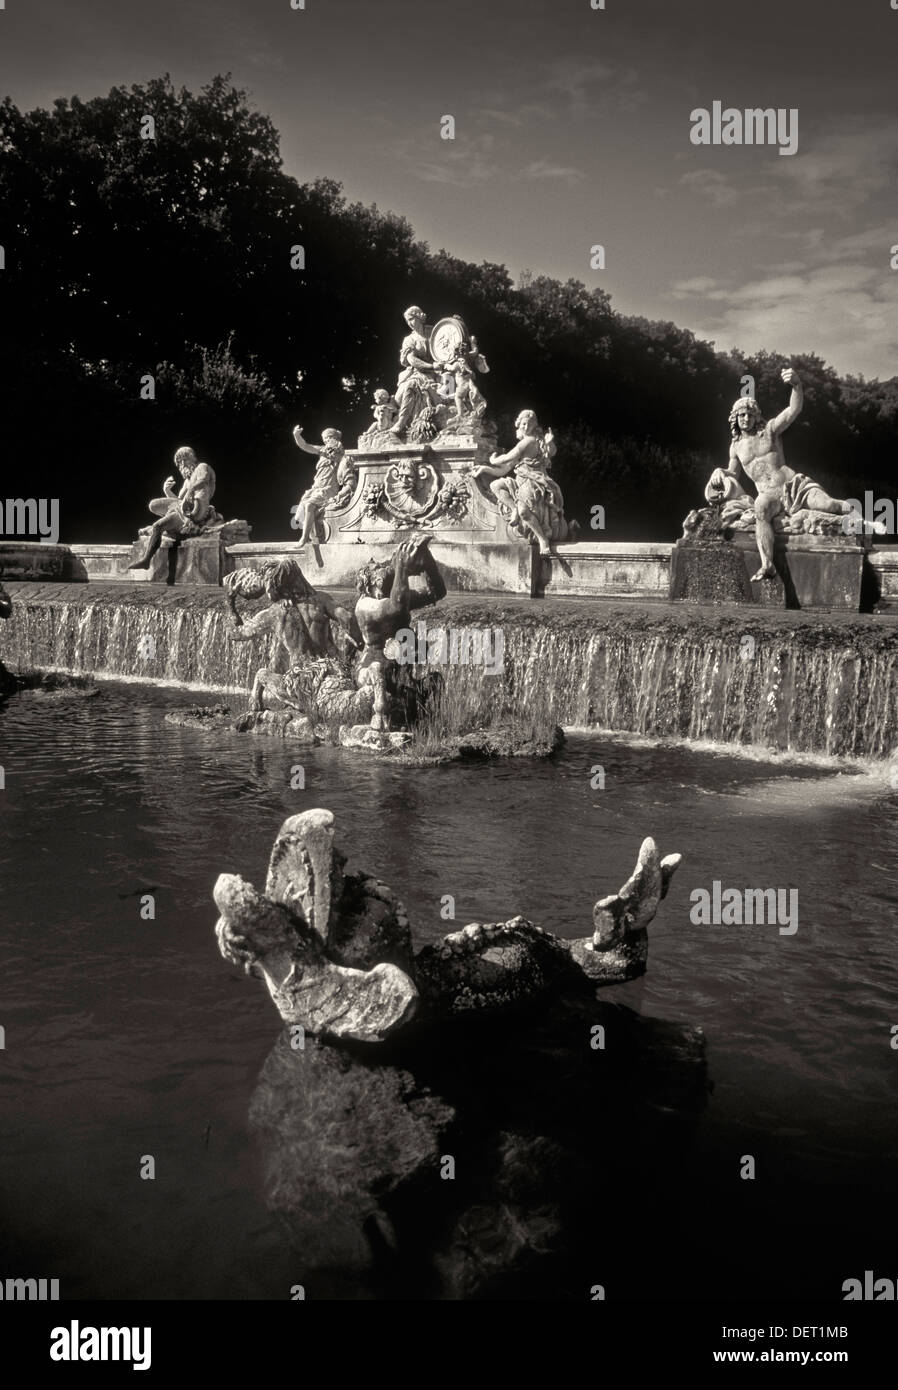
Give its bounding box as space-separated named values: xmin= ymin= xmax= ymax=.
xmin=1 ymin=74 xmax=895 ymax=543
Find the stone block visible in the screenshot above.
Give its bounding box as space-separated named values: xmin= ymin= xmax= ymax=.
xmin=66 ymin=544 xmax=132 ymax=581
xmin=671 ymin=534 xmax=867 ymax=610
xmin=0 ymin=542 xmax=68 ymax=582
xmin=128 ymin=525 xmax=252 ymax=586
xmin=538 ymin=542 xmax=671 ymax=599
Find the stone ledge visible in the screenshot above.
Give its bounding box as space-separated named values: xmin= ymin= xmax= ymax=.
xmin=0 ymin=541 xmax=69 ymax=581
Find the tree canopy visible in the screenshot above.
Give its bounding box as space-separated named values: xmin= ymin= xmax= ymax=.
xmin=1 ymin=75 xmax=894 ymax=542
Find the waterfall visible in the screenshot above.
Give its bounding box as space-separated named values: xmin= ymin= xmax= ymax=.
xmin=4 ymin=586 xmax=896 ymax=758
xmin=3 ymin=586 xmax=281 ymax=694
xmin=496 ymin=624 xmax=898 ymax=759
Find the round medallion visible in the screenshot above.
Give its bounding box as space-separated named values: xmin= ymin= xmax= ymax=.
xmin=429 ymin=316 xmax=468 ymax=365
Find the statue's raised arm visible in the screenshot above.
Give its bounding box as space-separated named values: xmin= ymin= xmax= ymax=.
xmin=769 ymin=367 xmax=803 ymax=436
xmin=472 ymin=436 xmax=528 ymax=483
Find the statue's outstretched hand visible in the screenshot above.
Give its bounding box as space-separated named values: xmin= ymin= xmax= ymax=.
xmin=781 ymin=367 xmax=800 ymax=386
xmin=395 ymin=533 xmax=430 ymax=575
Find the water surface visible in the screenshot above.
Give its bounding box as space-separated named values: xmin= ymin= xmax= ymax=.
xmin=1 ymin=683 xmax=895 ymax=1298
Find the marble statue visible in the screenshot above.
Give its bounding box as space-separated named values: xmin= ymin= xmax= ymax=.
xmin=444 ymin=333 xmax=488 ymax=424
xmin=390 ymin=306 xmax=441 ymax=441
xmin=472 ymin=410 xmax=578 ymax=555
xmin=353 ymin=533 xmax=446 ymax=736
xmin=376 ymin=307 xmax=491 ymax=446
xmin=220 ymin=543 xmax=445 ymax=739
xmin=213 ymin=808 xmax=682 ymax=1044
xmin=128 ymin=446 xmax=224 ymax=569
xmin=225 ymin=560 xmax=367 ymax=719
xmin=371 ymin=389 xmax=398 ymax=433
xmin=292 ymin=427 xmax=355 ymax=548
xmin=358 ymin=389 xmax=400 ymax=450
xmin=703 ymin=369 xmax=855 ymax=579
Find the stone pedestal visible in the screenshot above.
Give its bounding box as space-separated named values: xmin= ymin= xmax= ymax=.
xmin=867 ymin=545 xmax=897 ymax=610
xmin=128 ymin=524 xmax=251 ymax=586
xmin=670 ymin=533 xmax=869 ymax=610
xmin=236 ymin=441 xmax=541 ymax=593
xmin=319 ymin=442 xmax=512 ymax=544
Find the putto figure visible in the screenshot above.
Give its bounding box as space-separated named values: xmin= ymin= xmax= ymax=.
xmin=445 ymin=333 xmax=488 ymax=423
xmin=292 ymin=426 xmax=354 ymax=548
xmin=706 ymin=368 xmax=853 ymax=580
xmin=473 ymin=410 xmax=577 ymax=556
xmin=128 ymin=446 xmax=222 ymax=570
xmin=370 ymin=388 xmax=398 ymax=433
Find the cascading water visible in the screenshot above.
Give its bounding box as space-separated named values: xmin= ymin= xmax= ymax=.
xmin=3 ymin=584 xmax=897 ymax=758
xmin=498 ymin=624 xmax=897 ymax=758
xmin=2 ymin=584 xmax=281 ymax=694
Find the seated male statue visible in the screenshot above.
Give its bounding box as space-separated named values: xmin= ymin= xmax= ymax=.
xmin=707 ymin=368 xmax=853 ymax=581
xmin=128 ymin=446 xmax=222 ymax=570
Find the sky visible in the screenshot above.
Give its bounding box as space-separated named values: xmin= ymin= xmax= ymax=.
xmin=1 ymin=0 xmax=896 ymax=379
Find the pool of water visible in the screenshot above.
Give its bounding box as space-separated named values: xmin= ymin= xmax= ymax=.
xmin=1 ymin=682 xmax=896 ymax=1299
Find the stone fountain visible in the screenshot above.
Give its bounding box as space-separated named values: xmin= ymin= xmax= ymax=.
xmin=213 ymin=807 xmax=682 ymax=1043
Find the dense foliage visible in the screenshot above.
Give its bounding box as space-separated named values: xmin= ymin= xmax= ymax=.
xmin=2 ymin=75 xmax=895 ymax=541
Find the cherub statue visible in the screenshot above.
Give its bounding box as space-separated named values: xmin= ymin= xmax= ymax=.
xmin=371 ymin=389 xmax=398 ymax=433
xmin=446 ymin=334 xmax=488 ymax=422
xmin=128 ymin=446 xmax=222 ymax=570
xmin=354 ymin=535 xmax=446 ymax=732
xmin=292 ymin=427 xmax=354 ymax=548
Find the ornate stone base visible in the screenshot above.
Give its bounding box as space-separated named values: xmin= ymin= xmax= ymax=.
xmin=128 ymin=523 xmax=251 ymax=586
xmin=228 ymin=537 xmax=538 ymax=594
